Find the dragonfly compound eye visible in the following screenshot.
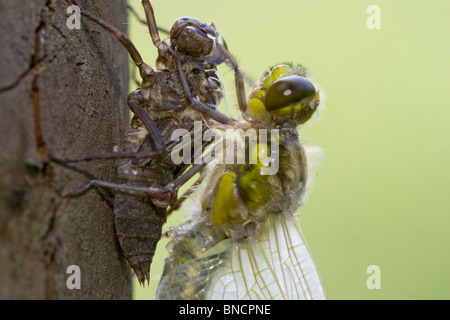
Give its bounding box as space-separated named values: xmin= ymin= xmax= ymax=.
xmin=265 ymin=75 xmax=317 ymax=117
xmin=170 ymin=17 xmax=215 ymax=57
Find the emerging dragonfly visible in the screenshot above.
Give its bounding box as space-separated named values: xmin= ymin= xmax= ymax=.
xmin=156 ymin=64 xmax=326 ymax=299
xmin=59 ymin=0 xmax=243 ymax=285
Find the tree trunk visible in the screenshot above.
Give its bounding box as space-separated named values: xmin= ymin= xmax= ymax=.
xmin=0 ymin=0 xmax=131 ymax=299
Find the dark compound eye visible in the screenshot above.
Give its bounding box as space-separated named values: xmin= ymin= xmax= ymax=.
xmin=265 ymin=75 xmax=316 ymax=116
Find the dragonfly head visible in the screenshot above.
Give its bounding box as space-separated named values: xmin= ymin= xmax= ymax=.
xmin=248 ymin=64 xmax=322 ymax=126
xmin=170 ymin=17 xmax=216 ymax=58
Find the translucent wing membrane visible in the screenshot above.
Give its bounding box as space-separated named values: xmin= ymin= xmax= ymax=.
xmin=157 ymin=214 xmax=325 ymax=300
xmin=207 ymin=215 xmax=324 ymax=300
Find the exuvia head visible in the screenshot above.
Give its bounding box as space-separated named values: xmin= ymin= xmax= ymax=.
xmin=170 ymin=17 xmax=216 ymax=57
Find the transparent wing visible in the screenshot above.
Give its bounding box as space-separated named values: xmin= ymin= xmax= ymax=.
xmin=206 ymin=215 xmax=326 ymax=300
xmin=157 ymin=214 xmax=326 ymax=300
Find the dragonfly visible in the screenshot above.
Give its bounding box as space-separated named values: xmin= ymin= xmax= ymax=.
xmin=58 ymin=0 xmax=243 ymax=285
xmin=156 ymin=63 xmax=327 ymax=300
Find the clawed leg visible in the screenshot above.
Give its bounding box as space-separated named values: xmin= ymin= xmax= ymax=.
xmin=166 ymin=167 xmax=208 ymax=215
xmin=63 ymin=179 xmax=160 ymax=198
xmin=140 ymin=0 xmax=165 ymax=51
xmin=205 ymin=23 xmax=255 ymax=88
xmin=50 ymin=150 xmax=162 ymax=164
xmin=164 ymin=43 xmax=238 ymax=126
xmin=70 ymin=0 xmax=154 ymax=80
xmin=127 ymin=4 xmax=170 ymax=35
xmin=53 ymin=160 xmax=115 ymax=208
xmin=164 ymin=37 xmax=250 ymax=125
xmin=64 ymin=163 xmax=206 ymax=206
xmin=70 ymin=0 xmax=163 ymax=151
xmin=127 ymin=90 xmax=167 ymax=153
xmin=215 ymin=43 xmax=251 ymax=121
xmin=67 ymin=4 xmax=164 ymax=162
xmin=51 ymin=89 xmax=166 ymax=164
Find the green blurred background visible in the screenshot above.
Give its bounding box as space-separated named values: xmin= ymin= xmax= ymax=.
xmin=128 ymin=0 xmax=450 ymax=299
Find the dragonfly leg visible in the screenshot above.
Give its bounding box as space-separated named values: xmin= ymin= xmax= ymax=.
xmin=141 ymin=0 xmax=164 ymax=50
xmin=127 ymin=90 xmax=167 ymax=154
xmin=140 ymin=0 xmax=176 ymax=70
xmin=130 ymin=64 xmax=141 ymax=88
xmin=127 ymin=4 xmax=170 ymax=35
xmin=215 ymin=43 xmax=251 ymax=120
xmin=49 ymin=149 xmax=162 ymax=164
xmin=71 ymin=0 xmax=154 ymax=80
xmin=150 ymin=163 xmax=207 ymax=208
xmin=164 ymin=163 xmax=206 ymax=193
xmin=63 ymin=163 xmax=206 ymax=207
xmin=63 ymin=179 xmax=163 ymax=198
xmin=50 ymin=89 xmax=167 ymax=164
xmin=167 ymin=166 xmax=208 ymax=215
xmin=166 ymin=45 xmax=238 ymax=126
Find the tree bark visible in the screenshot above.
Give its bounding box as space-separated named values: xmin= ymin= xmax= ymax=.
xmin=0 ymin=0 xmax=131 ymax=299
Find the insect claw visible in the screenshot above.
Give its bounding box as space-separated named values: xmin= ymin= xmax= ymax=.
xmin=62 ymin=181 xmax=94 ymax=198
xmin=62 ymin=189 xmax=82 ymax=198
xmin=61 ymin=191 xmax=71 ymax=198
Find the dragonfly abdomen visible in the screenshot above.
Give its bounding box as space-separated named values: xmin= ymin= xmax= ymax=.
xmin=113 ymin=128 xmax=174 ymax=285
xmin=114 ymin=188 xmax=166 ymax=285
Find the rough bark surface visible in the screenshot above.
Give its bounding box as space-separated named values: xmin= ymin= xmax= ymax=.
xmin=0 ymin=0 xmax=131 ymax=299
